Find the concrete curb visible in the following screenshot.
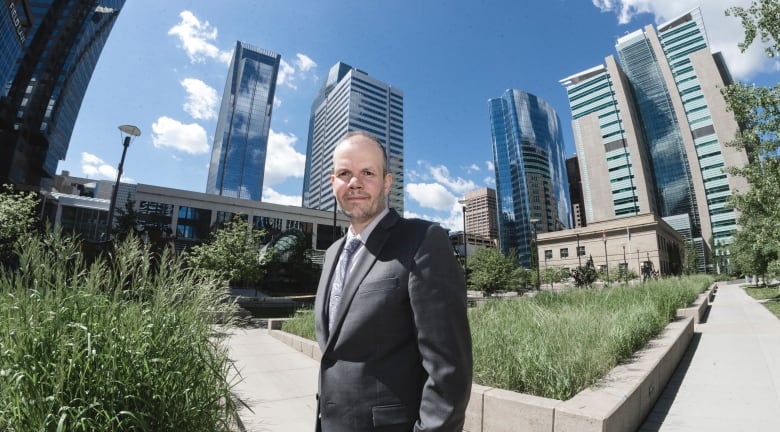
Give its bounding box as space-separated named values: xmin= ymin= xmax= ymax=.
xmin=267 ymin=286 xmax=714 ymax=432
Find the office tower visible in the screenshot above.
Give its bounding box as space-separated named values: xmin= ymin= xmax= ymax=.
xmin=1 ymin=1 xmax=32 ymax=95
xmin=0 ymin=0 xmax=125 ymax=189
xmin=565 ymin=156 xmax=586 ymax=228
xmin=488 ymin=89 xmax=571 ymax=267
xmin=561 ymin=8 xmax=749 ymax=260
xmin=206 ymin=41 xmax=280 ymax=201
xmin=463 ymin=187 xmax=498 ymax=242
xmin=302 ymin=62 xmax=404 ymax=213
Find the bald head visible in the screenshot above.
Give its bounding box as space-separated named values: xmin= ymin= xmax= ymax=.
xmin=333 ymin=131 xmax=388 ymax=176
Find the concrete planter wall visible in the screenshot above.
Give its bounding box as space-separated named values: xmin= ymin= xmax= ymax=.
xmin=267 ymin=286 xmax=714 ymax=432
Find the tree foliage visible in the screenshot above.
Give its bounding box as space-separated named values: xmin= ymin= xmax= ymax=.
xmin=683 ymin=241 xmax=700 ymax=275
xmin=186 ymin=216 xmax=266 ymax=287
xmin=724 ymin=0 xmax=780 ymax=280
xmin=727 ymin=0 xmax=780 ymax=58
xmin=467 ymin=247 xmax=526 ymax=296
xmin=571 ymin=255 xmax=598 ymax=288
xmin=0 ymin=184 xmax=38 ymax=267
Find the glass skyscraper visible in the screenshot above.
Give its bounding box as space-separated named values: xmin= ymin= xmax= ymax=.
xmin=561 ymin=8 xmax=750 ymax=268
xmin=0 ymin=0 xmax=125 ymax=189
xmin=206 ymin=41 xmax=280 ymax=201
xmin=488 ymin=89 xmax=571 ymax=267
xmin=302 ymin=62 xmax=404 ymax=213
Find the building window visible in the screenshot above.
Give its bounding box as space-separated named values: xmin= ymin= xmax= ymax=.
xmin=560 ymin=248 xmax=569 ymax=258
xmin=544 ymin=250 xmax=553 ymax=259
xmin=577 ymin=246 xmax=586 ymax=257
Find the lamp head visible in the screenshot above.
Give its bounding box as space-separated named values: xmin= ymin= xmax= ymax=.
xmin=118 ymin=124 xmax=141 ymax=137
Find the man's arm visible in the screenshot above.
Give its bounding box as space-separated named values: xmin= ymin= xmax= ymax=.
xmin=409 ymin=223 xmax=473 ymax=431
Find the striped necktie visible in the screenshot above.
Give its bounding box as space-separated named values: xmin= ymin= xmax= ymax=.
xmin=329 ymin=237 xmax=362 ymax=332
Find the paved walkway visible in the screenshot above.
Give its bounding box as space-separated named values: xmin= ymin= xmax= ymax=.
xmin=227 ymin=325 xmax=318 ymax=432
xmin=640 ymin=282 xmax=780 ymax=431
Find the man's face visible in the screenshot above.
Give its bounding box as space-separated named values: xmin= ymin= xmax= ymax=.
xmin=331 ymin=136 xmax=392 ymax=232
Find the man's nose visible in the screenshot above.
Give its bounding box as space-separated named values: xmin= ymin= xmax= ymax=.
xmin=348 ymin=176 xmax=363 ymax=188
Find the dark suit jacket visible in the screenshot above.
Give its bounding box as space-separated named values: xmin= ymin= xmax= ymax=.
xmin=314 ymin=209 xmax=472 ymax=431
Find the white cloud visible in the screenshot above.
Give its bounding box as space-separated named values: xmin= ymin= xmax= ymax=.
xmin=263 ymin=129 xmax=306 ymax=185
xmin=181 ymin=78 xmax=218 ymax=120
xmin=466 ymin=163 xmax=480 ymax=173
xmin=263 ymin=187 xmax=301 ymax=206
xmin=429 ymin=165 xmax=477 ymax=194
xmin=277 ymin=53 xmax=318 ymax=89
xmin=277 ymin=59 xmax=297 ymax=89
xmin=483 ymin=176 xmax=496 ymax=187
xmin=296 ymin=53 xmax=317 ymax=72
xmin=404 ymin=209 xmax=464 ymax=232
xmin=486 ymin=161 xmax=495 ymax=171
xmin=80 ymin=152 xmax=136 ymax=183
xmin=407 ymin=183 xmax=457 ymax=211
xmin=168 ymin=11 xmax=232 ymax=64
xmin=591 ymin=0 xmax=779 ymax=79
xmin=151 ymin=116 xmax=209 ymax=154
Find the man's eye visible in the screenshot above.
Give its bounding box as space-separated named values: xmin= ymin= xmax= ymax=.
xmin=362 ymin=171 xmax=374 ymax=177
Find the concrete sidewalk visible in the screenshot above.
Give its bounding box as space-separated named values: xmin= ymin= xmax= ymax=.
xmin=640 ymin=282 xmax=780 ymax=431
xmin=227 ymin=325 xmax=318 ymax=432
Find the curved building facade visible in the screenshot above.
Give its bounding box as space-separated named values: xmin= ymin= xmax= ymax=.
xmin=488 ymin=89 xmax=571 ymax=267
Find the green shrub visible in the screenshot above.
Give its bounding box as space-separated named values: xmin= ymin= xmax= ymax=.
xmin=0 ymin=230 xmax=238 ymax=430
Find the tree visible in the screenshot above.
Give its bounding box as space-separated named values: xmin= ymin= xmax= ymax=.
xmin=571 ymin=255 xmax=598 ymax=288
xmin=114 ymin=197 xmax=141 ymax=239
xmin=0 ymin=184 xmax=38 ymax=267
xmin=186 ymin=216 xmax=266 ymax=287
xmin=466 ymin=247 xmax=525 ymax=296
xmin=723 ymin=0 xmax=780 ymax=281
xmin=683 ymin=241 xmax=700 ymax=275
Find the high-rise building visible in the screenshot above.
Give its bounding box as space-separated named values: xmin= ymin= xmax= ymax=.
xmin=206 ymin=41 xmax=280 ymax=201
xmin=560 ymin=8 xmax=749 ymax=263
xmin=1 ymin=1 xmax=33 ymax=94
xmin=463 ymin=187 xmax=498 ymax=242
xmin=302 ymin=62 xmax=404 ymax=213
xmin=488 ymin=89 xmax=571 ymax=267
xmin=565 ymin=156 xmax=586 ymax=228
xmin=0 ymin=0 xmax=125 ymax=189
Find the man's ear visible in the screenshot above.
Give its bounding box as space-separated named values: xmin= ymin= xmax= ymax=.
xmin=384 ymin=173 xmax=393 ymax=195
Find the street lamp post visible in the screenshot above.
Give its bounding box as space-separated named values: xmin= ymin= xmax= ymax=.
xmin=623 ymin=245 xmax=628 ymax=285
xmin=458 ymin=199 xmax=468 ymax=271
xmin=107 ymin=125 xmax=141 ymax=239
xmin=603 ymin=231 xmax=609 ymax=285
xmin=530 ymin=218 xmax=540 ymax=291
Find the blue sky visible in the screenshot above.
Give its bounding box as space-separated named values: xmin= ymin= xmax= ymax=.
xmin=60 ymin=0 xmax=779 ymax=231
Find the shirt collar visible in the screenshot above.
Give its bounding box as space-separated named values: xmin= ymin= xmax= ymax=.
xmin=348 ymin=207 xmax=389 ymax=244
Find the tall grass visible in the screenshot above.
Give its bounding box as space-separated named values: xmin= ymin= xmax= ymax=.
xmin=281 ymin=309 xmax=316 ymax=341
xmin=470 ymin=275 xmax=712 ymax=400
xmin=0 ymin=230 xmax=238 ymax=431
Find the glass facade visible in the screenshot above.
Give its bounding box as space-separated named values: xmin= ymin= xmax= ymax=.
xmin=488 ymin=89 xmax=571 ymax=267
xmin=206 ymin=41 xmax=280 ymax=201
xmin=0 ymin=0 xmax=125 ymax=188
xmin=617 ymin=29 xmax=701 ymax=237
xmin=302 ymin=62 xmax=404 ymax=212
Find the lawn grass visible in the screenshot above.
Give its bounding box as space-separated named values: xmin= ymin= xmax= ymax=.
xmin=0 ymin=230 xmax=238 ymax=431
xmin=281 ymin=275 xmax=712 ymax=401
xmin=744 ymin=285 xmax=780 ymax=319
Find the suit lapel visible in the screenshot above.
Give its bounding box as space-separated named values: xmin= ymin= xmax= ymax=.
xmin=324 ymin=210 xmax=400 ymax=352
xmin=316 ymin=239 xmax=343 ymax=343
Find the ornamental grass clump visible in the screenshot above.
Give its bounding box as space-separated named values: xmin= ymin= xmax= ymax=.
xmin=469 ymin=275 xmax=711 ymax=400
xmin=0 ymin=230 xmax=238 ymax=431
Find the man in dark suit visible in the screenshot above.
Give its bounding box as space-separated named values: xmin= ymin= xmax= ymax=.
xmin=314 ymin=131 xmax=473 ymax=431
